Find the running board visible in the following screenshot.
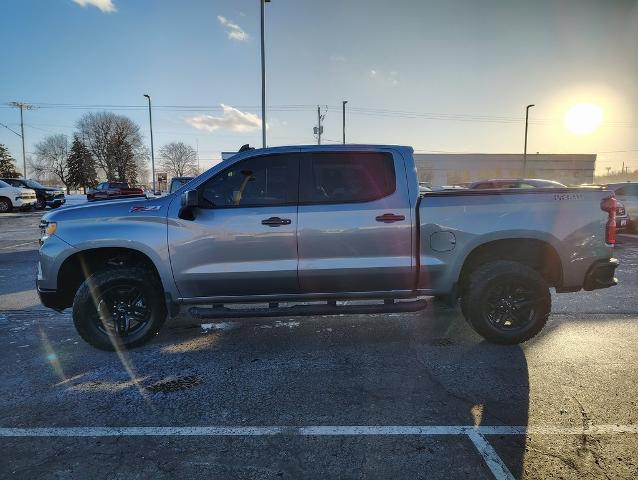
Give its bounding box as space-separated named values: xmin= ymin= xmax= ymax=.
xmin=189 ymin=299 xmax=428 ymax=319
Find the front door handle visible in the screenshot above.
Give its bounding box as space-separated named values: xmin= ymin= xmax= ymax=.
xmin=375 ymin=213 xmax=405 ymax=223
xmin=261 ymin=216 xmax=292 ymax=227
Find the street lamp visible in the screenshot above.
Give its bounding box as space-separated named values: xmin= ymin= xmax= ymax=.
xmin=260 ymin=0 xmax=270 ymax=148
xmin=143 ymin=94 xmax=156 ymax=194
xmin=342 ymin=100 xmax=348 ymax=144
xmin=523 ymin=104 xmax=535 ymax=176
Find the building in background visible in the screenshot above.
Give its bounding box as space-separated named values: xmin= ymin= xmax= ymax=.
xmin=414 ymin=153 xmax=596 ymax=186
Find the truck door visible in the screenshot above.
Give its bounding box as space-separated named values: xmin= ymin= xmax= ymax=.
xmin=297 ymin=151 xmax=413 ymax=293
xmin=168 ymin=153 xmax=300 ymax=298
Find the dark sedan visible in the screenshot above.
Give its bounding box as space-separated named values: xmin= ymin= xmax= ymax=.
xmin=468 ymin=178 xmax=566 ymax=189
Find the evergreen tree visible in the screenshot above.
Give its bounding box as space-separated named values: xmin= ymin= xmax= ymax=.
xmin=66 ymin=136 xmax=97 ymax=193
xmin=0 ymin=144 xmax=20 ymax=178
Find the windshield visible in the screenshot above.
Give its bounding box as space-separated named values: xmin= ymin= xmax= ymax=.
xmin=24 ymin=179 xmax=45 ymax=189
xmin=0 ymin=180 xmax=10 ymax=188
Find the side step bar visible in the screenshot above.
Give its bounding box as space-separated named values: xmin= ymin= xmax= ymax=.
xmin=189 ymin=299 xmax=428 ymax=319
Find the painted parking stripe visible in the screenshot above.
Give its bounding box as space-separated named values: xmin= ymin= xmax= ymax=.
xmin=1 ymin=424 xmax=636 ymax=437
xmin=467 ymin=430 xmax=516 ymax=480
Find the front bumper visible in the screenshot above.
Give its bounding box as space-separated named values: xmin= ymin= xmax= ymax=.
xmin=14 ymin=197 xmax=37 ymax=209
xmin=37 ymin=284 xmax=67 ymax=312
xmin=46 ymin=197 xmax=66 ymax=207
xmin=583 ymin=258 xmax=619 ymax=291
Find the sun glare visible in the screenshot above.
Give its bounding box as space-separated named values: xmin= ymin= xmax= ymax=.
xmin=564 ymin=103 xmax=603 ymax=135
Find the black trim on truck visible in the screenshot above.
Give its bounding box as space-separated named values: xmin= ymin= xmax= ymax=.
xmin=583 ymin=258 xmax=619 ymax=291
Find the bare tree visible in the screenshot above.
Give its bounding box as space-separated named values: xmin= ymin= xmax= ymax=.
xmin=76 ymin=111 xmax=146 ymax=181
xmin=159 ymin=142 xmax=198 ymax=177
xmin=34 ymin=134 xmax=71 ymax=193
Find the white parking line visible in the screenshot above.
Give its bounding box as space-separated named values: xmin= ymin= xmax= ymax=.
xmin=2 ymin=424 xmax=635 ymax=437
xmin=2 ymin=424 xmax=635 ymax=480
xmin=467 ymin=430 xmax=515 ymax=480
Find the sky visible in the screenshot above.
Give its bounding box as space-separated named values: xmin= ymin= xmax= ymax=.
xmin=1 ymin=0 xmax=637 ymax=175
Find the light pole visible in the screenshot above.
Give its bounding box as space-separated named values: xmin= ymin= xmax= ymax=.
xmin=143 ymin=94 xmax=156 ymax=193
xmin=260 ymin=0 xmax=271 ymax=148
xmin=342 ymin=100 xmax=348 ymax=144
xmin=9 ymin=102 xmax=33 ymax=178
xmin=523 ymin=104 xmax=535 ymax=176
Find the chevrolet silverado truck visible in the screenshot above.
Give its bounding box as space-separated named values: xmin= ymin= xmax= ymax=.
xmin=37 ymin=145 xmax=619 ymax=350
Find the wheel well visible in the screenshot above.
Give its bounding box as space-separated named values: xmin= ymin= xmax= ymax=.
xmin=458 ymin=239 xmax=562 ymax=295
xmin=57 ymin=248 xmax=163 ymax=309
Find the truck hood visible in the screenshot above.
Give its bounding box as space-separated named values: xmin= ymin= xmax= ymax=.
xmin=43 ymin=195 xmax=172 ymax=223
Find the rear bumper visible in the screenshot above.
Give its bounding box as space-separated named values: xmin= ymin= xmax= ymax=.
xmin=583 ymin=258 xmax=619 ymax=291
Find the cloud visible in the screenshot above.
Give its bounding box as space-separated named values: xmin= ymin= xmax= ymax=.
xmin=217 ymin=15 xmax=249 ymax=41
xmin=72 ymin=0 xmax=116 ymax=13
xmin=186 ymin=105 xmax=262 ymax=133
xmin=369 ymin=69 xmax=399 ymax=86
xmin=330 ymin=54 xmax=347 ymax=63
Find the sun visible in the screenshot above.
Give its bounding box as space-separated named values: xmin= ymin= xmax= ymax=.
xmin=564 ymin=103 xmax=603 ymax=135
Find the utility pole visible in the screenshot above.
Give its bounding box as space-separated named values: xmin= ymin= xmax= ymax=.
xmin=196 ymin=139 xmax=200 ymax=175
xmin=523 ymin=104 xmax=535 ymax=176
xmin=314 ymin=105 xmax=325 ymax=145
xmin=260 ymin=0 xmax=271 ymax=148
xmin=342 ymin=100 xmax=348 ymax=144
xmin=9 ymin=102 xmax=33 ymax=178
xmin=143 ymin=94 xmax=156 ymax=194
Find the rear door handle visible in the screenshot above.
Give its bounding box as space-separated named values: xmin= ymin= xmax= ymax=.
xmin=261 ymin=216 xmax=292 ymax=227
xmin=375 ymin=213 xmax=405 ymax=223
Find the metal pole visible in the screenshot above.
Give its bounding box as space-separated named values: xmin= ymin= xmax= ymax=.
xmin=260 ymin=0 xmax=268 ymax=148
xmin=523 ymin=104 xmax=534 ymax=176
xmin=317 ymin=106 xmax=321 ymax=145
xmin=144 ymin=95 xmax=156 ymax=193
xmin=19 ymin=106 xmax=26 ymax=178
xmin=342 ymin=100 xmax=348 ymax=144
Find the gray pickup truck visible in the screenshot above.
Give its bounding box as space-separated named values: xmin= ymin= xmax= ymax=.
xmin=37 ymin=145 xmax=619 ymax=350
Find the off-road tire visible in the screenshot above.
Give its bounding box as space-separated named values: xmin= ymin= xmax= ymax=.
xmin=461 ymin=260 xmax=551 ymax=344
xmin=72 ymin=267 xmax=167 ymax=351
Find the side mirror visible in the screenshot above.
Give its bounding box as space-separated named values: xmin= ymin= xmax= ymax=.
xmin=179 ymin=189 xmax=198 ymax=220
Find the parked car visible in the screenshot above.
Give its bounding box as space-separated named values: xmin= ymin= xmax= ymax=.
xmin=86 ymin=182 xmax=146 ymax=202
xmin=169 ymin=176 xmax=195 ymax=194
xmin=0 ymin=178 xmax=65 ymax=210
xmin=0 ymin=179 xmax=37 ymax=212
xmin=616 ymin=200 xmax=630 ymax=231
xmin=38 ymin=144 xmax=618 ymax=350
xmin=605 ymin=182 xmax=637 ymax=231
xmin=468 ymin=178 xmax=566 ymax=189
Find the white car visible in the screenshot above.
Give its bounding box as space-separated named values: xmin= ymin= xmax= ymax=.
xmin=0 ymin=179 xmax=37 ymax=213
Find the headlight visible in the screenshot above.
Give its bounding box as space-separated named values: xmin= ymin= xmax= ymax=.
xmin=39 ymin=221 xmax=57 ymax=242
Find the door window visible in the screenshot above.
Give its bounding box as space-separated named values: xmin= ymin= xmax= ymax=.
xmin=300 ymin=152 xmax=396 ymax=204
xmin=200 ymin=154 xmax=297 ymax=207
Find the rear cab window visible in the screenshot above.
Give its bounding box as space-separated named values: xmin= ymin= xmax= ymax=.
xmin=299 ymin=152 xmax=396 ymax=204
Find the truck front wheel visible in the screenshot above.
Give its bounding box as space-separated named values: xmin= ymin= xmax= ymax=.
xmin=461 ymin=261 xmax=550 ymax=344
xmin=72 ymin=267 xmax=167 ymax=351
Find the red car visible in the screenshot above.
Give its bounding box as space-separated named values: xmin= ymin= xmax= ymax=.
xmin=87 ymin=182 xmax=146 ymax=202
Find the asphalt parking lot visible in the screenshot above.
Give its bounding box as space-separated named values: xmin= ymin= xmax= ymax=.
xmin=1 ymin=210 xmax=637 ymax=479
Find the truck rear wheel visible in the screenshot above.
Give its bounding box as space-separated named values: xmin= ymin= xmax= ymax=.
xmin=461 ymin=260 xmax=550 ymax=344
xmin=72 ymin=267 xmax=167 ymax=351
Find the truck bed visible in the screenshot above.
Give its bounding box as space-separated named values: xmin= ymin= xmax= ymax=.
xmin=418 ymin=187 xmax=614 ymax=293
